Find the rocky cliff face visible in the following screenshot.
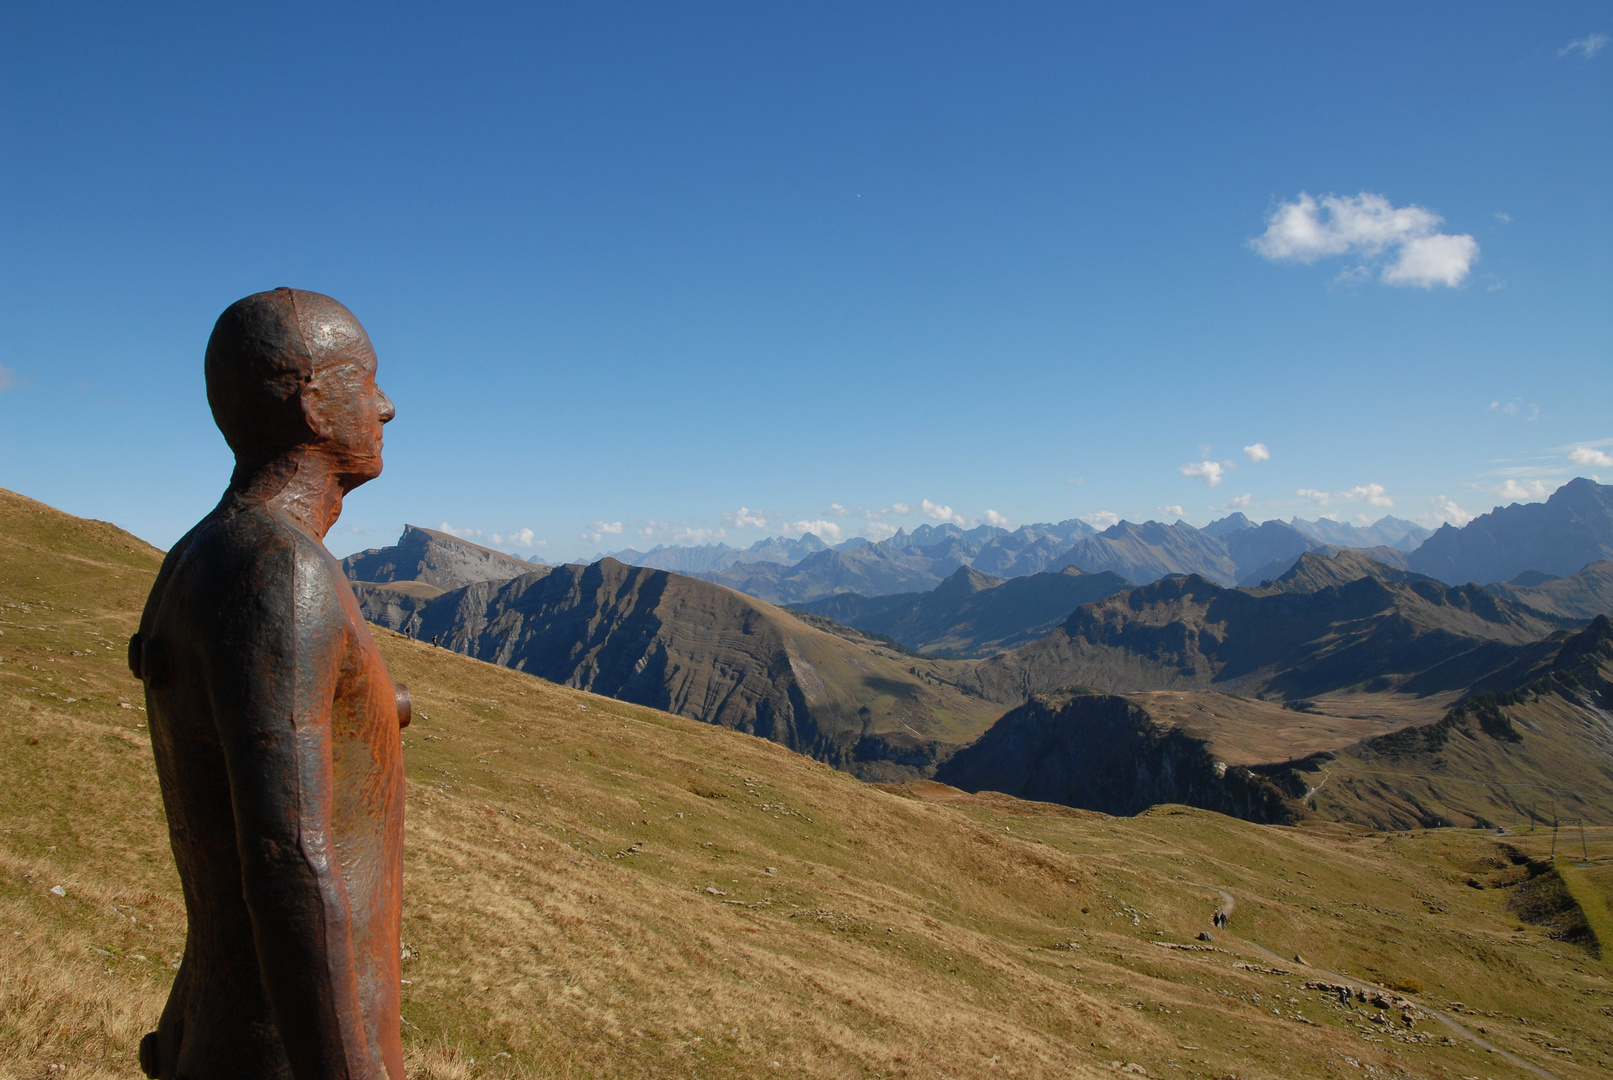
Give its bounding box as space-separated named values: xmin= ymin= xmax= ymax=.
xmin=934 ymin=691 xmax=1301 ymax=823
xmin=342 ymin=525 xmax=536 ymax=590
xmin=1407 ymin=477 xmax=1613 ymax=585
xmin=355 ymin=558 xmax=1002 ymax=779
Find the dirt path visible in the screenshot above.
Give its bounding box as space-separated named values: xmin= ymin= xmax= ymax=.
xmin=1188 ymin=882 xmax=1561 ymax=1080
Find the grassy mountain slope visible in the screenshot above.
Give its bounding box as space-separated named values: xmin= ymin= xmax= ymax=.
xmin=5 ymin=487 xmax=1613 ymax=1079
xmin=356 ymin=557 xmax=1003 ymax=779
xmin=793 ymin=565 xmax=1133 ymax=658
xmin=1262 ymin=549 xmax=1429 ymax=595
xmin=1296 ymin=617 xmax=1613 ymax=830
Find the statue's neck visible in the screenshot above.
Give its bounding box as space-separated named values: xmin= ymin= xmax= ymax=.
xmin=230 ymin=451 xmax=349 ymax=540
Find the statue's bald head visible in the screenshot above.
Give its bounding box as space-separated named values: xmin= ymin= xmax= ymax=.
xmin=206 ymin=288 xmax=375 ymax=466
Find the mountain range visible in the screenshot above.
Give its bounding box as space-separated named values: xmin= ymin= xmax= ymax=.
xmin=571 ymin=481 xmax=1601 ymax=606
xmin=962 ymin=551 xmax=1560 ymax=704
xmin=341 ymin=509 xmax=1613 ymax=791
xmin=348 ymin=556 xmax=1003 ymax=778
xmin=793 ymin=564 xmax=1133 ymax=657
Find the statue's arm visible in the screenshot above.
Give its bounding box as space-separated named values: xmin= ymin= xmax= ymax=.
xmin=206 ymin=541 xmax=378 ymax=1079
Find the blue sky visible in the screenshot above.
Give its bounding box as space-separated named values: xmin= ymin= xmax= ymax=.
xmin=2 ymin=4 xmax=1609 ymax=561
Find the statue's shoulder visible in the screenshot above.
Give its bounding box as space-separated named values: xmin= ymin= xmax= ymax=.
xmin=165 ymin=498 xmax=343 ymax=599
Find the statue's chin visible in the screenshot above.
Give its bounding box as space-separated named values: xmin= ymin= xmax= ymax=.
xmin=340 ymin=454 xmax=384 ymax=491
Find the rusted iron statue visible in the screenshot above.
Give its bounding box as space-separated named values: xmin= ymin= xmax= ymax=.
xmin=132 ymin=288 xmax=409 ymax=1079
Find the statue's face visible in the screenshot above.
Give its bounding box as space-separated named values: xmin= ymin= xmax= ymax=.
xmin=303 ymin=336 xmax=395 ymax=488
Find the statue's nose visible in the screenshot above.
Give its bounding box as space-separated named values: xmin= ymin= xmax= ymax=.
xmin=377 ymin=388 xmax=396 ymax=424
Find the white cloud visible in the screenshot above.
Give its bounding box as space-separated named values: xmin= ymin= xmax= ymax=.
xmin=1156 ymin=504 xmax=1187 ymax=519
xmin=1494 ymin=211 xmax=1511 ymax=223
xmin=723 ymin=506 xmax=770 ymax=529
xmin=921 ymin=499 xmax=964 ymax=524
xmin=890 ymin=502 xmax=913 ymax=516
xmin=1489 ymin=399 xmax=1541 ymax=421
xmin=491 ymin=527 xmax=544 ymax=549
xmin=1494 ymin=479 xmax=1550 ymax=502
xmin=671 ymin=527 xmax=725 ymax=545
xmin=1066 ymin=477 xmax=1085 ymax=487
xmin=783 ymin=519 xmax=843 ymax=542
xmin=0 ymin=364 xmax=14 ymax=393
xmin=1338 ymin=483 xmax=1394 ymax=508
xmin=1222 ymin=493 xmax=1252 ymax=509
xmin=1570 ymin=446 xmax=1613 ymax=468
xmin=1243 ymin=443 xmax=1270 ymax=463
xmin=1296 ymin=488 xmax=1331 ymax=506
xmin=1179 ymin=460 xmax=1227 ymax=488
xmin=438 ymin=521 xmax=483 ymax=539
xmin=580 ymin=521 xmax=624 ymax=543
xmin=1428 ymin=496 xmax=1473 ymax=527
xmin=1081 ymin=511 xmax=1120 ymax=529
xmin=982 ymin=509 xmax=1010 ymax=528
xmin=1559 ymin=33 xmax=1609 ymax=59
xmin=863 ymin=522 xmax=899 ymax=541
xmin=1381 ymin=232 xmax=1481 ymax=288
xmin=1251 ymin=192 xmax=1477 ymax=288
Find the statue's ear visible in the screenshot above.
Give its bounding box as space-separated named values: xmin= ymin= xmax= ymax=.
xmin=296 ymin=368 xmax=338 ymax=444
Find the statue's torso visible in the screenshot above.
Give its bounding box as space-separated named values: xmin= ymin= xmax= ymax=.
xmin=139 ymin=495 xmax=403 ymax=1079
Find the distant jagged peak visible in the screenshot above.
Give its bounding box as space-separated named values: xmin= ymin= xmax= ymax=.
xmin=1408 ymin=476 xmax=1613 ymax=585
xmin=1098 ymin=518 xmax=1204 ymax=541
xmin=1201 ymin=512 xmax=1255 ymax=539
xmin=341 ymin=523 xmax=539 ymax=591
xmin=1289 ymin=514 xmax=1431 ymax=551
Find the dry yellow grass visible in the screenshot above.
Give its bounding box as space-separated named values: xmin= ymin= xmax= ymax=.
xmin=4 ymin=485 xmax=1612 ymax=1080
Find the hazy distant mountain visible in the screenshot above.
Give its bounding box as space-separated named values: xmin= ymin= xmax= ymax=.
xmin=883 ymin=522 xmax=1005 ymax=551
xmin=341 ymin=525 xmax=536 ymax=591
xmin=741 ymin=532 xmax=833 ymax=563
xmin=603 ymin=542 xmax=745 ymax=574
xmin=700 ymin=541 xmax=944 ymax=603
xmin=1223 ymin=520 xmax=1330 ymax=586
xmin=1407 ymin=478 xmax=1613 ymax=585
xmin=794 ymin=564 xmax=1133 ymax=657
xmin=603 ymin=532 xmax=846 ymax=575
xmin=970 ymin=521 xmax=1097 ymax=576
xmin=1487 ymin=560 xmax=1613 ymax=623
xmin=1199 ymin=512 xmax=1255 ymax=539
xmin=1290 ymin=515 xmax=1432 ymax=551
xmin=608 ymin=520 xmax=1098 ymax=601
xmin=1059 ymin=520 xmax=1242 ymax=586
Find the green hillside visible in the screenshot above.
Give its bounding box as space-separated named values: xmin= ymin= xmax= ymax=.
xmin=3 ymin=486 xmax=1612 ymax=1080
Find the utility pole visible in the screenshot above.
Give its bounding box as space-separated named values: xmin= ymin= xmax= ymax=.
xmin=1581 ymin=819 xmax=1591 ymax=864
xmin=1550 ymin=800 xmax=1558 ymax=860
